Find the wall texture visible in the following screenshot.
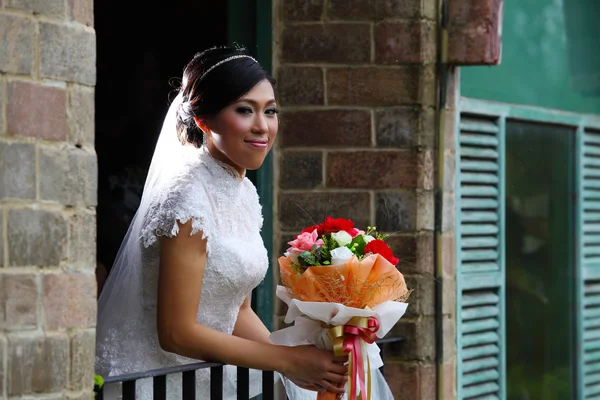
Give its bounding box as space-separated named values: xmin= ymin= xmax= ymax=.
xmin=0 ymin=0 xmax=97 ymax=398
xmin=272 ymin=0 xmax=439 ymax=398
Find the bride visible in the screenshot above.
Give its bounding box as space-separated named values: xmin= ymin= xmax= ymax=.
xmin=95 ymin=45 xmax=394 ymax=399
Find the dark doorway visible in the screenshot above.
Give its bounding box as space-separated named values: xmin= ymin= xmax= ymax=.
xmin=94 ymin=1 xmax=227 ymax=287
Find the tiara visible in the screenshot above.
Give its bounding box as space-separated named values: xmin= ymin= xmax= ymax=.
xmin=199 ymin=55 xmax=258 ymax=81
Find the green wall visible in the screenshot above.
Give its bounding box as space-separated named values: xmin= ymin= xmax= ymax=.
xmin=461 ymin=0 xmax=600 ymax=115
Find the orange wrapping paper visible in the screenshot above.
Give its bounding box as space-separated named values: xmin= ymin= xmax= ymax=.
xmin=279 ymin=253 xmax=410 ymax=399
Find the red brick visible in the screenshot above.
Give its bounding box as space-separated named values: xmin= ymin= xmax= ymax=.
xmin=388 ymin=233 xmax=434 ymax=275
xmin=7 ymin=81 xmax=67 ymax=140
xmin=40 ymin=23 xmax=96 ymax=86
xmin=282 ymin=23 xmax=371 ymax=64
xmin=326 ymin=150 xmax=417 ymax=189
xmin=375 ymin=192 xmax=416 ymax=232
xmin=376 ymin=107 xmax=419 ymax=148
xmin=384 ymin=362 xmax=436 ymax=400
xmin=279 ymin=151 xmax=323 ymax=189
xmin=278 ymin=67 xmax=324 ymax=106
xmin=281 ymin=109 xmax=371 ymax=147
xmin=376 ymin=21 xmax=436 ymax=64
xmin=385 ymin=234 xmax=417 ymax=269
xmin=43 ymin=273 xmax=96 ymax=329
xmin=283 ymin=0 xmax=323 ymax=21
xmin=327 ymin=67 xmax=435 ymax=106
xmin=0 ymin=14 xmax=35 ymax=75
xmin=8 ymin=333 xmax=69 ymax=395
xmin=404 ymin=274 xmax=435 ymax=318
xmin=447 ymin=0 xmax=503 ymax=65
xmin=328 ymin=0 xmax=436 ymax=20
xmin=377 ymin=107 xmax=436 ymax=149
xmin=0 ymin=274 xmax=38 ymax=329
xmin=390 ymin=317 xmax=435 ymax=361
xmin=70 ymin=0 xmax=93 ymax=26
xmin=8 ymin=208 xmax=68 ymax=267
xmin=278 ymin=191 xmax=371 ymax=232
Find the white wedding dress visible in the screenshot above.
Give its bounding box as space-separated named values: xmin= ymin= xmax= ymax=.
xmin=97 ymin=144 xmax=274 ymax=399
xmin=95 ymin=95 xmax=395 ymax=400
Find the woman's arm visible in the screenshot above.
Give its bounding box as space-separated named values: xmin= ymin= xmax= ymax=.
xmin=234 ymin=297 xmax=332 ymax=394
xmin=157 ymin=220 xmax=346 ymax=393
xmin=232 ymin=296 xmax=272 ymax=344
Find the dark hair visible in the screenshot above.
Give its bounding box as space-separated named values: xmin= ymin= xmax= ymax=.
xmin=175 ymin=45 xmax=276 ymax=147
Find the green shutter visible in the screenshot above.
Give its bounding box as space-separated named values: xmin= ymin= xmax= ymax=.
xmin=456 ymin=111 xmax=506 ymax=400
xmin=577 ymin=127 xmax=600 ymax=399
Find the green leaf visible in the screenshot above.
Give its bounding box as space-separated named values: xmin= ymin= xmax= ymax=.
xmin=299 ymin=251 xmax=317 ymax=266
xmin=94 ymin=375 xmax=105 ymax=388
xmin=319 ymin=234 xmax=337 ymax=264
xmin=349 ymin=234 xmax=367 ymax=255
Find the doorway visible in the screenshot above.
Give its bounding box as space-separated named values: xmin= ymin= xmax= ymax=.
xmin=94 ymin=1 xmax=274 ymax=326
xmin=95 ymin=0 xmax=227 ymax=277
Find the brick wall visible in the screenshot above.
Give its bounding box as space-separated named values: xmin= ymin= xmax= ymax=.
xmin=0 ymin=1 xmax=97 ymax=398
xmin=273 ymin=0 xmax=440 ymax=398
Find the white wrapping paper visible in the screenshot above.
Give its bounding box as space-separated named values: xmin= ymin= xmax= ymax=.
xmin=270 ymin=285 xmax=409 ymax=370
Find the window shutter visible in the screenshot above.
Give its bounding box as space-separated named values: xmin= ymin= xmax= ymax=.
xmin=577 ymin=127 xmax=600 ymax=399
xmin=456 ymin=111 xmax=506 ymax=400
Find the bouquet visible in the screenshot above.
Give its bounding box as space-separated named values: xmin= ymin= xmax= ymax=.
xmin=270 ymin=217 xmax=410 ymax=400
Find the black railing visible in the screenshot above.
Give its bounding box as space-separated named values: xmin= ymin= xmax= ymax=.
xmin=95 ymin=337 xmax=405 ymax=400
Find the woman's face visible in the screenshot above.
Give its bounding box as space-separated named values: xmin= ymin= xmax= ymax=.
xmin=201 ymin=79 xmax=278 ymax=175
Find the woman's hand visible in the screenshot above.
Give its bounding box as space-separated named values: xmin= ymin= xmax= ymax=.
xmin=282 ymin=345 xmax=348 ymax=394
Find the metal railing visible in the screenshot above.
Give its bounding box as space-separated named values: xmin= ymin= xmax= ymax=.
xmin=95 ymin=337 xmax=404 ymax=400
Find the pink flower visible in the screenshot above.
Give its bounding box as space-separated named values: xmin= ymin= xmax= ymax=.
xmin=285 ymin=230 xmax=324 ymax=264
xmin=349 ymin=228 xmax=364 ymax=238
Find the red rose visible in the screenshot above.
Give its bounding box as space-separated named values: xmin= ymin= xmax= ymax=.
xmin=319 ymin=217 xmax=355 ymax=235
xmin=301 ymin=225 xmax=323 ymax=236
xmin=365 ymin=239 xmax=399 ymax=265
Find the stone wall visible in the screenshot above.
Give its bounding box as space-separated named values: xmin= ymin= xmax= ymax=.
xmin=0 ymin=0 xmax=97 ymax=398
xmin=272 ymin=0 xmax=439 ymax=398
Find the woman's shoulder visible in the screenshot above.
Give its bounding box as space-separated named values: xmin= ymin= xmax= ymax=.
xmin=241 ymin=178 xmax=264 ymax=230
xmin=140 ymin=157 xmax=214 ymax=247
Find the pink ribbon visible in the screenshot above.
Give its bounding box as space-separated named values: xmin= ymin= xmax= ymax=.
xmin=341 ymin=317 xmax=380 ymax=400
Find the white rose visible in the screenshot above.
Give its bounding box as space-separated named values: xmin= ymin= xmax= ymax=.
xmin=285 ymin=251 xmax=299 ymax=265
xmin=332 ymin=231 xmax=353 ymax=247
xmin=330 ymin=246 xmax=354 ymax=265
xmin=363 ymin=235 xmax=376 ymax=243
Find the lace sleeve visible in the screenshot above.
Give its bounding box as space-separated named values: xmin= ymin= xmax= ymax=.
xmin=139 ymin=175 xmax=214 ymax=248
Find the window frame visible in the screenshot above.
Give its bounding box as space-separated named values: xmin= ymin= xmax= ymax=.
xmin=457 ymin=97 xmax=600 ymax=399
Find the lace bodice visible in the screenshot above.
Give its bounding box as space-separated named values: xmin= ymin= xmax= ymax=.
xmin=139 ymin=146 xmax=268 ymax=336
xmin=96 ymin=146 xmax=269 ymax=399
